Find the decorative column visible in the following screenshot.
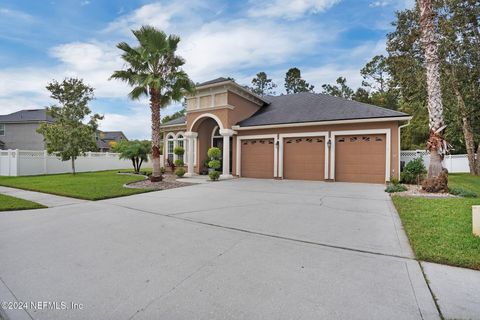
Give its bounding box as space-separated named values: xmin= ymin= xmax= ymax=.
xmin=184 ymin=131 xmax=198 ymax=177
xmin=219 ymin=129 xmax=235 ymax=179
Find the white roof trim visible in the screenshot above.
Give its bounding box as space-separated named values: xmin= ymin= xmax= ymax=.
xmin=232 ymin=116 xmax=412 ymax=130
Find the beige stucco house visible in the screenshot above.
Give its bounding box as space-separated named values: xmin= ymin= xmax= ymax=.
xmin=161 ymin=77 xmax=411 ymax=184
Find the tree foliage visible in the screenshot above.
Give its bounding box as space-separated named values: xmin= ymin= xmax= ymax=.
xmin=113 ymin=140 xmax=151 ymax=174
xmin=284 ymin=67 xmax=315 ymax=94
xmin=111 ymin=25 xmax=195 ymax=181
xmin=382 ymin=0 xmax=480 ymax=174
xmin=37 ymin=78 xmax=102 ymax=174
xmin=161 ymin=108 xmax=186 ymax=124
xmin=251 ymin=72 xmax=277 ymax=96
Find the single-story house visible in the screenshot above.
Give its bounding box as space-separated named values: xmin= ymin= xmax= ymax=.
xmin=160 ymin=77 xmax=412 ymax=183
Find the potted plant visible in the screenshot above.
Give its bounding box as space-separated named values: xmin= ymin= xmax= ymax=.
xmin=201 ymin=159 xmax=209 ymax=175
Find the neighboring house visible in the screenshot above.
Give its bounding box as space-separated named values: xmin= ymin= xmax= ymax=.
xmin=96 ymin=131 xmax=128 ymax=152
xmin=161 ymin=77 xmax=412 ymax=184
xmin=0 ymin=109 xmax=54 ymax=150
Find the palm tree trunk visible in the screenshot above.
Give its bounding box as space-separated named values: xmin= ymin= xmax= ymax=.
xmin=419 ymin=0 xmax=447 ymax=180
xmin=476 ymin=144 xmax=480 ymax=175
xmin=150 ymin=87 xmax=162 ymax=182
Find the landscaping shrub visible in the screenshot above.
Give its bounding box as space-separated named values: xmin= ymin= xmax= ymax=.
xmin=174 ymin=159 xmax=184 ymax=167
xmin=390 ymin=177 xmax=400 ymax=186
xmin=160 ymin=167 xmax=166 ymax=174
xmin=208 ymin=160 xmax=221 ymax=170
xmin=385 ymin=184 xmax=408 ymax=193
xmin=209 ymin=171 xmax=220 ymax=181
xmin=401 ymin=157 xmax=427 ymax=184
xmin=449 ymin=187 xmax=478 ymax=198
xmin=174 ymin=146 xmax=185 ymax=157
xmin=207 ymin=147 xmax=221 ymax=159
xmin=175 ymin=167 xmax=186 ymax=178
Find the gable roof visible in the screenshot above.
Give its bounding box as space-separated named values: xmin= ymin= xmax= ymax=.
xmin=238 ymin=92 xmax=409 ymax=127
xmin=0 ymin=109 xmax=54 ymax=123
xmin=161 ymin=115 xmax=186 ymax=126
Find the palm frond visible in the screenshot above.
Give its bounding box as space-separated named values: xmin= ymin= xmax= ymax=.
xmin=129 ymin=86 xmax=148 ymax=100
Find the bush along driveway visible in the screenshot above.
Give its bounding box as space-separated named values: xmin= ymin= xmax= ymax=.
xmin=392 ymin=173 xmax=480 ymax=270
xmin=0 ymin=170 xmax=152 ymax=201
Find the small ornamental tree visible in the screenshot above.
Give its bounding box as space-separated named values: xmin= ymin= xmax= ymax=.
xmin=207 ymin=147 xmax=221 ymax=181
xmin=37 ymin=78 xmax=103 ymax=174
xmin=174 ymin=146 xmax=185 ymax=166
xmin=113 ymin=140 xmax=151 ymax=174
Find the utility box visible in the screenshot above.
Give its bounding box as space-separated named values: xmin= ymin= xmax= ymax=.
xmin=473 ymin=206 xmax=480 ymax=237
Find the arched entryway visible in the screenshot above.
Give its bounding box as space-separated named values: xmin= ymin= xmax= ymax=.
xmin=185 ymin=114 xmax=234 ymax=178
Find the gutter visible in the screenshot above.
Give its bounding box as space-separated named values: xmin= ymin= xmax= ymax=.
xmin=398 ymin=120 xmax=411 ymax=176
xmin=232 ymin=116 xmax=413 ymax=131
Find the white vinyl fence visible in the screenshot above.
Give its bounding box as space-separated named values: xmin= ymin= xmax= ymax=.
xmin=0 ymin=149 xmax=155 ymax=176
xmin=401 ymin=150 xmax=470 ymax=173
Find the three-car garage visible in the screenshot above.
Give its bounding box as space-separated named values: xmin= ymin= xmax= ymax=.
xmin=236 ymin=129 xmax=391 ymax=184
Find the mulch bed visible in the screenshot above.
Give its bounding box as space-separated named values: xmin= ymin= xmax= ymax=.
xmin=393 ymin=184 xmax=457 ymax=198
xmin=123 ymin=173 xmax=195 ymax=190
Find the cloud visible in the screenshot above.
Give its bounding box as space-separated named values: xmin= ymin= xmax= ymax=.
xmin=248 ymin=0 xmax=340 ymax=19
xmin=0 ymin=7 xmax=34 ymax=21
xmin=103 ymin=2 xmax=180 ymax=35
xmin=302 ymin=64 xmax=364 ymax=91
xmin=180 ymin=19 xmax=336 ymax=82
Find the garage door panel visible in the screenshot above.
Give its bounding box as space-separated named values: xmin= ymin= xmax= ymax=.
xmin=284 ymin=137 xmax=325 ymax=181
xmin=335 ymin=134 xmax=386 ymax=184
xmin=241 ymin=139 xmax=274 ymax=178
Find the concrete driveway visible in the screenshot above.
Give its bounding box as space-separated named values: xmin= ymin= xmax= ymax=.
xmin=0 ymin=179 xmax=439 ymax=320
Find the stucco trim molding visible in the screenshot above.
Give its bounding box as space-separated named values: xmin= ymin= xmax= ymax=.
xmin=188 ymin=113 xmax=225 ymax=132
xmin=236 ymin=134 xmax=278 ymax=178
xmin=187 ymin=105 xmax=235 ymax=113
xmin=330 ymin=128 xmax=391 ymax=182
xmin=232 ymin=116 xmax=412 ymax=131
xmin=278 ymin=131 xmax=329 ymax=179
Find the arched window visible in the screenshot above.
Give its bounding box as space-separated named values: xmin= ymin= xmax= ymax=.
xmin=176 ymin=133 xmax=185 ymax=162
xmin=166 ymin=133 xmax=175 ymax=162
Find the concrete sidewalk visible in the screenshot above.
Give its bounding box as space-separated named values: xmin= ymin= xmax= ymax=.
xmin=0 ymin=186 xmax=86 ymax=207
xmin=421 ymin=262 xmax=480 ymax=319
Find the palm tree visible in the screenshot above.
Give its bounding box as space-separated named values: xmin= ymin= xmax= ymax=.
xmin=111 ymin=26 xmax=194 ymax=181
xmin=418 ymin=0 xmax=448 ymax=187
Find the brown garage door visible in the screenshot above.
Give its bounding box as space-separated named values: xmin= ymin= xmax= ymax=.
xmin=335 ymin=134 xmax=386 ymax=183
xmin=241 ymin=138 xmax=274 ymax=178
xmin=283 ymin=137 xmax=325 ymax=180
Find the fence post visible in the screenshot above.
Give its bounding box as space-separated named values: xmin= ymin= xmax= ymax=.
xmin=88 ymin=151 xmax=92 ymax=157
xmin=44 ymin=150 xmax=48 ymax=175
xmin=7 ymin=149 xmax=11 ymax=176
xmin=15 ymin=149 xmax=20 ymax=176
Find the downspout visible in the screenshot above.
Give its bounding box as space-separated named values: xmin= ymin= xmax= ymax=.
xmin=398 ymin=120 xmax=411 ymax=179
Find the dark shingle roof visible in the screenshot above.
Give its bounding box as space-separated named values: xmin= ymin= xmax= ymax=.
xmin=0 ymin=109 xmax=54 ymax=123
xmin=196 ymin=77 xmax=230 ymax=87
xmin=100 ymin=131 xmax=126 ymax=141
xmin=161 ymin=116 xmax=186 ymax=126
xmin=238 ymin=93 xmax=409 ymax=127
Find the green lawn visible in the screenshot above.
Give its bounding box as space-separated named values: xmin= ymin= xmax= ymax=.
xmin=0 ymin=194 xmax=46 ymax=212
xmin=392 ymin=173 xmax=480 ymax=270
xmin=0 ymin=171 xmax=152 ymax=201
